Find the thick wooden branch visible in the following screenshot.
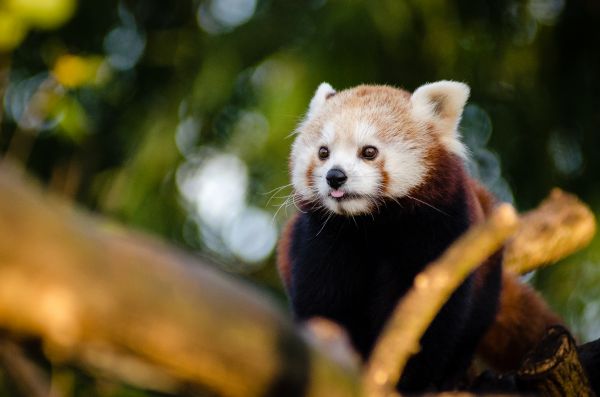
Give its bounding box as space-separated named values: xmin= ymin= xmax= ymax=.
xmin=504 ymin=189 xmax=596 ymax=275
xmin=0 ymin=160 xmax=596 ymax=397
xmin=517 ymin=326 xmax=595 ymax=397
xmin=363 ymin=204 xmax=519 ymax=397
xmin=0 ymin=165 xmax=362 ymax=397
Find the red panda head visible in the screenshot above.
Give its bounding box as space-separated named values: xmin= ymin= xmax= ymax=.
xmin=290 ymin=81 xmax=470 ymax=215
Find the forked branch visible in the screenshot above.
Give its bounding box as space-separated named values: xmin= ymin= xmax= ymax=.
xmin=363 ymin=204 xmax=519 ymax=397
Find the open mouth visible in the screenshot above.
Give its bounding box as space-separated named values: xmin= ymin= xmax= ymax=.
xmin=329 ymin=189 xmax=363 ymax=202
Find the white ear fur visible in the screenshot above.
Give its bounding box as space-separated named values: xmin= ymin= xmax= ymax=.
xmin=411 ymin=80 xmax=470 ymax=157
xmin=307 ymin=82 xmax=336 ymax=119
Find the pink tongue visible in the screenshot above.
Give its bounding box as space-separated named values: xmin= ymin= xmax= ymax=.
xmin=331 ymin=190 xmax=345 ymax=198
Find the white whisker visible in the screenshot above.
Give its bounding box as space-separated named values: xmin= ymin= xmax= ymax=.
xmin=315 ymin=212 xmax=334 ymax=237
xmin=405 ymin=194 xmax=449 ymax=216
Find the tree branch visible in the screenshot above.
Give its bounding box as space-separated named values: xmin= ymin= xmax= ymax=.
xmin=0 ymin=164 xmax=362 ymax=397
xmin=0 ymin=162 xmax=596 ymax=397
xmin=517 ymin=326 xmax=595 ymax=396
xmin=504 ymin=189 xmax=596 ymax=275
xmin=363 ymin=204 xmax=519 ymax=397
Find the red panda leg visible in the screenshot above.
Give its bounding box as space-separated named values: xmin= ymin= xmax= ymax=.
xmin=477 ymin=270 xmax=564 ymax=371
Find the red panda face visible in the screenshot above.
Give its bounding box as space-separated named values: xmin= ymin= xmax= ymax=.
xmin=290 ymin=82 xmax=470 ymax=216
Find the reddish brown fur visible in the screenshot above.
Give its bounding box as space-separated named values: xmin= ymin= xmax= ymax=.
xmin=278 ymin=171 xmax=563 ymax=372
xmin=412 ymin=155 xmax=503 ymax=313
xmin=305 ymin=160 xmax=316 ymax=189
xmin=301 ymin=85 xmax=423 ymax=144
xmin=469 ymin=178 xmax=496 ymax=216
xmin=408 ymin=148 xmax=465 ymax=208
xmin=277 ymin=212 xmax=298 ymax=291
xmin=378 ymin=161 xmax=390 ymax=193
xmin=283 ymin=83 xmax=564 ymax=374
xmin=467 ymin=179 xmax=564 ymax=371
xmin=478 ymin=271 xmax=564 ymax=371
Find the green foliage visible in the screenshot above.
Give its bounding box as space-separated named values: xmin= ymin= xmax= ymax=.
xmin=1 ymin=0 xmax=600 ymax=394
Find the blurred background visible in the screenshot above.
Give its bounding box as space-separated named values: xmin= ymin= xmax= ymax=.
xmin=0 ymin=0 xmax=599 ymax=395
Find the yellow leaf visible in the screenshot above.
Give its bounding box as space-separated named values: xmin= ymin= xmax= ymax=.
xmin=6 ymin=0 xmax=76 ymax=29
xmin=52 ymin=54 xmax=105 ymax=88
xmin=0 ymin=10 xmax=28 ymax=51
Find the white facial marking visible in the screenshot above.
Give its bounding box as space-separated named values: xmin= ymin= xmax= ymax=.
xmin=291 ymin=85 xmax=441 ymax=217
xmin=322 ymin=121 xmax=336 ymax=144
xmin=384 ymin=138 xmax=427 ymax=197
xmin=290 ymin=135 xmax=316 ymax=199
xmin=354 ymin=121 xmax=377 ymax=144
xmin=293 ymin=118 xmax=428 ymax=215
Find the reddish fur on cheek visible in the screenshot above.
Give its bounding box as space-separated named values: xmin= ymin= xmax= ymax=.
xmin=305 ymin=160 xmax=316 ymax=189
xmin=423 ymin=122 xmax=445 ymax=164
xmin=378 ymin=161 xmax=390 ymax=193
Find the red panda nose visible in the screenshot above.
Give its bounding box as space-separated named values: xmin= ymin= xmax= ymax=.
xmin=326 ymin=168 xmax=347 ymax=189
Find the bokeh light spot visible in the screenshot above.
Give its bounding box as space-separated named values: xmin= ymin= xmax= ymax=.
xmin=548 ymin=130 xmax=583 ymax=176
xmin=224 ymin=206 xmax=277 ymax=264
xmin=177 ymin=152 xmax=248 ymax=230
xmin=104 ymin=4 xmax=145 ymax=71
xmin=529 ymin=0 xmax=565 ymax=25
xmin=0 ymin=10 xmax=28 ymax=51
xmin=460 ymin=104 xmax=492 ymax=149
xmin=197 ymin=0 xmax=257 ymax=34
xmin=175 ymin=117 xmax=202 ymax=157
xmin=52 ymin=55 xmax=106 ymax=88
xmin=6 ymin=0 xmax=76 ymax=29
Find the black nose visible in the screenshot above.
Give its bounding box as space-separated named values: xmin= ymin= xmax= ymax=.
xmin=326 ymin=168 xmax=347 ymax=189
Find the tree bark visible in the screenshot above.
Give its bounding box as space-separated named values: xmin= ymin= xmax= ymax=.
xmin=0 ymin=164 xmax=362 ymax=397
xmin=0 ymin=163 xmax=597 ymax=397
xmin=517 ymin=326 xmax=596 ymax=397
xmin=504 ymin=189 xmax=596 ymax=275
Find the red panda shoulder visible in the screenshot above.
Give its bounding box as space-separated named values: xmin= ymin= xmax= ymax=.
xmin=276 ymin=212 xmax=299 ymax=293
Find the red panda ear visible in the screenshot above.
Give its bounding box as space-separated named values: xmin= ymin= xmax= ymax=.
xmin=307 ymin=82 xmax=336 ymax=119
xmin=411 ymin=80 xmax=470 ymax=125
xmin=411 ymin=80 xmax=470 ymax=156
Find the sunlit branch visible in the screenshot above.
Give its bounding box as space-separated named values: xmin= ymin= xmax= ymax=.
xmin=363 ymin=204 xmax=519 ymax=397
xmin=504 ymin=188 xmax=596 ymax=275
xmin=0 ymin=164 xmax=362 ymax=397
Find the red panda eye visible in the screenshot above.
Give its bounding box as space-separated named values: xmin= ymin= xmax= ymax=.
xmin=361 ymin=146 xmax=378 ymax=160
xmin=318 ymin=146 xmax=329 ymax=160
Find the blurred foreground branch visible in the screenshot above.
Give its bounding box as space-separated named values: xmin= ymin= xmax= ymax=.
xmin=0 ymin=165 xmax=361 ymax=397
xmin=0 ymin=163 xmax=597 ymax=397
xmin=504 ymin=188 xmax=596 ymax=275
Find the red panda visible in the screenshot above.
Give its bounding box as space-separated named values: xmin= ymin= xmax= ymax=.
xmin=277 ymin=81 xmax=562 ymax=391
